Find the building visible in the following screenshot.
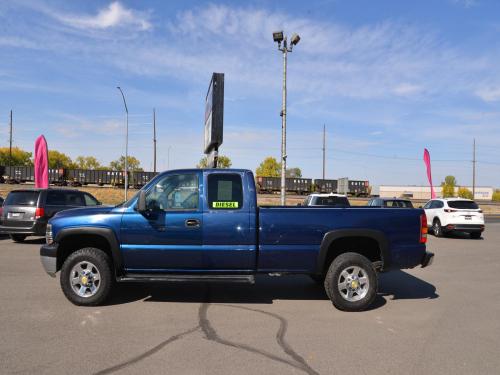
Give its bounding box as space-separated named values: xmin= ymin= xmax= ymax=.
xmin=373 ymin=185 xmax=493 ymax=200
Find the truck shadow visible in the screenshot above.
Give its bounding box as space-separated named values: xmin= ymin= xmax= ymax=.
xmin=106 ymin=270 xmax=438 ymax=308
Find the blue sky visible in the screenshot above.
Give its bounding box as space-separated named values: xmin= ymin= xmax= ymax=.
xmin=1 ymin=0 xmax=500 ymax=187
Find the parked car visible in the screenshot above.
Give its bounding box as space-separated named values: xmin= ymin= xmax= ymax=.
xmin=40 ymin=168 xmax=433 ymax=311
xmin=0 ymin=188 xmax=101 ymax=242
xmin=368 ymin=198 xmax=414 ymax=208
xmin=303 ymin=193 xmax=350 ymax=207
xmin=423 ymin=198 xmax=484 ymax=239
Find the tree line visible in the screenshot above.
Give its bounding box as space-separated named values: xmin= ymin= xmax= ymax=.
xmin=0 ymin=147 xmax=142 ymax=171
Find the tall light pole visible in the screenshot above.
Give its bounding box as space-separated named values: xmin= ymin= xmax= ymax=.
xmin=153 ymin=108 xmax=157 ymax=173
xmin=273 ymin=31 xmax=300 ymax=206
xmin=116 ymin=86 xmax=129 ymax=201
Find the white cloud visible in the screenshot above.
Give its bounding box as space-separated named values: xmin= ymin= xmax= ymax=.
xmin=393 ymin=83 xmax=423 ymax=96
xmin=475 ymin=87 xmax=500 ymax=102
xmin=451 ymin=0 xmax=479 ymax=8
xmin=48 ymin=1 xmax=151 ymax=31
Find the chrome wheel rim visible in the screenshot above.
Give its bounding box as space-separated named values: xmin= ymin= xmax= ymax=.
xmin=70 ymin=261 xmax=101 ymax=298
xmin=434 ymin=222 xmax=440 ymax=235
xmin=337 ymin=266 xmax=369 ymax=302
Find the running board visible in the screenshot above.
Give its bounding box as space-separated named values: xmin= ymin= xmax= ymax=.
xmin=118 ymin=274 xmax=255 ymax=284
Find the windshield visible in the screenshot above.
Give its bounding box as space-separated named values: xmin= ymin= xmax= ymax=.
xmin=314 ymin=196 xmax=350 ymax=207
xmin=385 ymin=200 xmax=413 ymax=208
xmin=448 ymin=200 xmax=479 ymax=210
xmin=5 ymin=191 xmax=40 ymax=206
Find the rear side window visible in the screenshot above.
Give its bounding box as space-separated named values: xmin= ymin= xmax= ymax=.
xmin=46 ymin=191 xmax=84 ymax=206
xmin=208 ymin=174 xmax=243 ymax=209
xmin=5 ymin=191 xmax=39 ymax=206
xmin=83 ymin=193 xmax=99 ymax=206
xmin=448 ymin=200 xmax=479 ymax=210
xmin=315 ymin=196 xmax=350 ymax=207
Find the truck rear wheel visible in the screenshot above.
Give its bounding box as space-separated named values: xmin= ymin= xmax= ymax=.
xmin=60 ymin=248 xmax=114 ymax=306
xmin=324 ymin=252 xmax=378 ymax=312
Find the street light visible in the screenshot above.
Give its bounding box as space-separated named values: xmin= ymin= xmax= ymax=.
xmin=273 ymin=30 xmax=300 ymax=206
xmin=116 ymin=86 xmax=129 ymax=201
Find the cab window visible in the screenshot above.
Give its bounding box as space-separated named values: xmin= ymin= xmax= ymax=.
xmin=208 ymin=174 xmax=243 ymax=210
xmin=146 ymin=173 xmax=199 ymax=211
xmin=84 ymin=193 xmax=99 ymax=206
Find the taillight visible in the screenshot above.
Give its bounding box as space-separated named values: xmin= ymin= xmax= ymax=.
xmin=420 ymin=214 xmax=428 ymax=244
xmin=35 ymin=207 xmax=45 ymax=219
xmin=478 ymin=209 xmax=483 ymax=213
xmin=444 ymin=209 xmax=457 ymax=213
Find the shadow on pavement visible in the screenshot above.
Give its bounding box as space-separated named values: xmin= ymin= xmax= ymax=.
xmin=106 ymin=270 xmax=438 ymax=308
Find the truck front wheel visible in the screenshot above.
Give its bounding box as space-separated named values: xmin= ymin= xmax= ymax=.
xmin=324 ymin=252 xmax=378 ymax=312
xmin=60 ymin=248 xmax=114 ymax=306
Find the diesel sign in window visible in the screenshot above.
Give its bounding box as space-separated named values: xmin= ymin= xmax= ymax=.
xmin=208 ymin=174 xmax=243 ymax=210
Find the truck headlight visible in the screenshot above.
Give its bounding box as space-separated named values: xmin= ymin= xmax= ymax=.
xmin=46 ymin=224 xmax=53 ymax=245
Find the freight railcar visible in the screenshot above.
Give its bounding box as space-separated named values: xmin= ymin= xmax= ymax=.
xmin=348 ymin=180 xmax=370 ymax=197
xmin=314 ymin=179 xmax=338 ymax=193
xmin=256 ymin=176 xmax=312 ymax=195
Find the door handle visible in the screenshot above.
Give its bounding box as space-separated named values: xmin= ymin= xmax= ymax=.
xmin=185 ymin=219 xmax=200 ymax=228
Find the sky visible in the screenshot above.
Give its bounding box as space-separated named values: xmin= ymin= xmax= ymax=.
xmin=1 ymin=0 xmax=500 ymax=187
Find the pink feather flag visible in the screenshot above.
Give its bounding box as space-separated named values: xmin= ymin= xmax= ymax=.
xmin=423 ymin=148 xmax=436 ymax=199
xmin=34 ymin=135 xmax=49 ymax=189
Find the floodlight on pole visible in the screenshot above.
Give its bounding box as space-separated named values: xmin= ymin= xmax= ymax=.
xmin=273 ymin=30 xmax=300 ymax=206
xmin=116 ymin=86 xmax=129 ymax=201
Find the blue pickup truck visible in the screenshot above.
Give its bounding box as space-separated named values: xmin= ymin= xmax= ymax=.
xmin=40 ymin=169 xmax=433 ymax=311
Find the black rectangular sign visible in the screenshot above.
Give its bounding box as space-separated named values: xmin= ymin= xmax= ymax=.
xmin=204 ymin=73 xmax=224 ymax=154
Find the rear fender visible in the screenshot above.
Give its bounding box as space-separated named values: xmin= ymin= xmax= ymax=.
xmin=317 ymin=229 xmax=389 ymax=273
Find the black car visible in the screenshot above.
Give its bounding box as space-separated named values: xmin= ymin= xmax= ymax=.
xmin=0 ymin=188 xmax=101 ymax=242
xmin=367 ymin=198 xmax=414 ymax=208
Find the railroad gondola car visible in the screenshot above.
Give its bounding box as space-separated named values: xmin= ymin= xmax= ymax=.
xmin=348 ymin=180 xmax=369 ymax=197
xmin=314 ymin=179 xmax=338 ymax=193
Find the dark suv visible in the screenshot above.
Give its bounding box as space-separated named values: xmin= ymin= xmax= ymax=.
xmin=0 ymin=189 xmax=101 ymax=242
xmin=368 ymin=198 xmax=414 ymax=208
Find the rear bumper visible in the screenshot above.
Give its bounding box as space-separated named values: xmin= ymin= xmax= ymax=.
xmin=443 ymin=224 xmax=484 ymax=233
xmin=40 ymin=243 xmax=58 ymax=277
xmin=421 ymin=251 xmax=434 ymax=268
xmin=0 ymin=221 xmax=46 ymax=236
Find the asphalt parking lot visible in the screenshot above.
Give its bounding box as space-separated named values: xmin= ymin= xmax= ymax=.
xmin=1 ymin=225 xmax=500 ymax=375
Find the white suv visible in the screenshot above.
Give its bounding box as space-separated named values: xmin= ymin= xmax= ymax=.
xmin=423 ymin=198 xmax=485 ymax=239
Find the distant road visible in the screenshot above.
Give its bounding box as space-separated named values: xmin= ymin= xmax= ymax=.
xmin=485 ymin=215 xmax=500 ymax=223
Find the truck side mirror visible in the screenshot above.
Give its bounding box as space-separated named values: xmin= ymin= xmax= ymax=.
xmin=137 ymin=190 xmax=146 ymax=212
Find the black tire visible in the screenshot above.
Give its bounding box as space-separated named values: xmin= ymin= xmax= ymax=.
xmin=433 ymin=219 xmax=443 ymax=237
xmin=324 ymin=252 xmax=378 ymax=312
xmin=10 ymin=234 xmax=27 ymax=242
xmin=470 ymin=232 xmax=482 ymax=239
xmin=60 ymin=247 xmax=114 ymax=306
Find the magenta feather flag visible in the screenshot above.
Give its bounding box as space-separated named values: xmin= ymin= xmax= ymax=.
xmin=423 ymin=148 xmax=436 ymax=199
xmin=34 ymin=135 xmax=49 ymax=189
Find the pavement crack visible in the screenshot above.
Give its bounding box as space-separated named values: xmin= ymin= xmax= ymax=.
xmin=199 ymin=301 xmax=319 ymax=375
xmin=93 ymin=325 xmax=200 ymax=375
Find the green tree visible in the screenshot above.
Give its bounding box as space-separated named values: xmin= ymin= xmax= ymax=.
xmin=441 ymin=175 xmax=456 ymax=197
xmin=256 ymin=157 xmax=281 ymax=177
xmin=286 ymin=167 xmax=302 ymax=178
xmin=197 ymin=155 xmax=232 ymax=168
xmin=109 ymin=156 xmax=142 ymax=171
xmin=0 ymin=147 xmax=32 ymax=166
xmin=75 ymin=156 xmax=102 ymax=170
xmin=48 ymin=150 xmax=73 ymax=169
xmin=493 ymin=190 xmax=500 ymax=202
xmin=457 ymin=187 xmax=473 ymax=199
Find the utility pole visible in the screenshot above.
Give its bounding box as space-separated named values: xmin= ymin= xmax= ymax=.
xmin=472 ymin=138 xmax=476 ymax=199
xmin=116 ymin=87 xmax=129 ymax=201
xmin=322 ymin=124 xmax=326 ymax=180
xmin=273 ymin=31 xmax=300 ymax=206
xmin=9 ymin=110 xmax=13 ymax=168
xmin=153 ymin=108 xmax=157 ymax=173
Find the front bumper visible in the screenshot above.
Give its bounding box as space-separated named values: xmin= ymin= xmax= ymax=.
xmin=40 ymin=243 xmax=58 ymax=277
xmin=421 ymin=251 xmax=434 ymax=268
